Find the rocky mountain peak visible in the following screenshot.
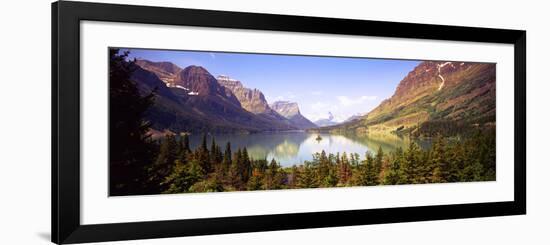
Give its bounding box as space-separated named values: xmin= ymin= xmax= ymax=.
xmin=135 ymin=59 xmax=182 ymax=85
xmin=216 ymin=75 xmax=273 ymax=114
xmin=217 ymin=75 xmax=243 ymax=87
xmin=175 ymin=66 xmax=221 ymax=95
xmin=270 ymin=101 xmax=300 ymax=117
xmin=270 ymin=101 xmax=317 ymax=129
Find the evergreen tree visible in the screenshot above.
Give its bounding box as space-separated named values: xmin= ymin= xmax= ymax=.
xmin=109 ymin=49 xmax=156 ymax=196
xmin=338 ymin=152 xmax=352 ymax=186
xmin=384 ymin=147 xmax=405 ymax=185
xmin=321 ymin=167 xmax=339 ymax=187
xmin=228 ymin=149 xmax=243 ymax=189
xmin=209 ymin=137 xmax=223 ymax=169
xmin=353 ymin=153 xmax=361 ymax=167
xmin=298 ymin=162 xmax=318 ymax=188
xmin=241 ymin=147 xmax=252 ymax=184
xmin=178 ymin=134 xmax=191 ymax=161
xmin=430 ymin=135 xmax=448 ymax=182
xmin=288 ymin=165 xmax=300 ymax=188
xmin=247 ymin=168 xmax=264 ymax=190
xmin=364 ymin=152 xmax=378 ymax=185
xmin=161 ymin=159 xmax=197 ymax=194
xmin=196 ymin=133 xmax=211 ymax=174
xmin=317 ymin=150 xmax=330 ymax=183
xmin=149 ymin=135 xmax=178 ymax=187
xmin=403 ymin=142 xmax=422 ymax=184
xmin=374 ymin=146 xmax=384 ymax=183
xmin=182 ymin=134 xmax=190 ymax=152
xmin=264 ymin=158 xmax=283 ymax=189
xmin=222 ymin=142 xmax=232 ymax=171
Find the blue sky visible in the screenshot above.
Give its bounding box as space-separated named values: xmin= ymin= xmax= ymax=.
xmin=123 ymin=48 xmax=420 ymax=122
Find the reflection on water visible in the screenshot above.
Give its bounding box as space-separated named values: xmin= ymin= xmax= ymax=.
xmin=187 ymin=131 xmax=429 ymax=167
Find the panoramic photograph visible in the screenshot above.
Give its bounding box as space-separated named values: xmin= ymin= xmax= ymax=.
xmin=109 ymin=48 xmax=496 ymax=196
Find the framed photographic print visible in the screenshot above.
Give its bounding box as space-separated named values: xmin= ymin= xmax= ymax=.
xmin=52 ymin=1 xmax=526 ymax=244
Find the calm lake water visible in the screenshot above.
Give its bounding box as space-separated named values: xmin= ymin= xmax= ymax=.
xmin=186 ymin=131 xmax=430 ymax=167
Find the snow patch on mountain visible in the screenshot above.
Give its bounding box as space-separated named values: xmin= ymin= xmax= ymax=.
xmin=437 ymin=62 xmax=447 ymax=91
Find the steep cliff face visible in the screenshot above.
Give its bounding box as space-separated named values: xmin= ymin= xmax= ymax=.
xmin=217 ymin=75 xmax=297 ymax=130
xmin=321 ymin=61 xmax=496 ymax=135
xmin=271 ymin=101 xmax=317 ymax=129
xmin=217 ymin=75 xmax=272 ymax=114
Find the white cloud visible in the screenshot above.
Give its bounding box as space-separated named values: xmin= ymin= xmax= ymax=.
xmin=311 ymin=91 xmax=323 ymax=95
xmin=310 ymin=101 xmax=328 ymax=111
xmin=305 ymin=102 xmax=341 ymax=122
xmin=209 ymin=53 xmax=216 ymax=59
xmin=337 ymin=95 xmax=377 ymax=107
xmin=285 ymin=92 xmax=296 ymax=99
xmin=305 ymin=112 xmax=329 ymax=122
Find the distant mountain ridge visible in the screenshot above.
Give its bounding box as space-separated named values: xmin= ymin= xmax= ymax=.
xmin=270 ymin=101 xmax=317 ymax=129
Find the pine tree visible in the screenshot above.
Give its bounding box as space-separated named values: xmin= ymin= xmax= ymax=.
xmin=430 ymin=135 xmax=447 ymax=183
xmin=222 ymin=142 xmax=232 ymax=171
xmin=247 ymin=168 xmax=264 ymax=190
xmin=209 ymin=137 xmax=222 ymax=169
xmin=196 ymin=133 xmax=211 ymax=174
xmin=353 ymin=153 xmax=361 ymax=167
xmin=298 ymin=162 xmax=318 ymax=188
xmin=374 ymin=146 xmax=384 ymax=183
xmin=178 ymin=134 xmax=191 ymax=161
xmin=149 ymin=134 xmax=178 ymax=190
xmin=317 ymin=150 xmax=330 ymax=183
xmin=109 ymin=49 xmax=156 ymax=195
xmin=288 ymin=165 xmax=300 ymax=188
xmin=384 ymin=147 xmax=405 ymax=185
xmin=264 ymin=158 xmax=282 ymax=189
xmin=403 ymin=142 xmax=422 ymax=184
xmin=228 ymin=149 xmax=243 ymax=189
xmin=364 ymin=152 xmax=378 ymax=185
xmin=338 ymin=152 xmax=352 ymax=186
xmin=240 ymin=147 xmax=252 ymax=184
xmin=161 ymin=159 xmax=197 ymax=194
xmin=182 ymin=134 xmax=190 ymax=152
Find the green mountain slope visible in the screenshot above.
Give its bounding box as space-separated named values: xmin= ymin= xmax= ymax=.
xmin=318 ymin=61 xmax=496 ymax=137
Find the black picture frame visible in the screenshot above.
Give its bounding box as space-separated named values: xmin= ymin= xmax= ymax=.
xmin=52 ymin=1 xmax=526 ymax=244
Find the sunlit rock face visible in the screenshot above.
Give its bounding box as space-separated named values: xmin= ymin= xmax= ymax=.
xmin=271 ymin=101 xmax=317 ymax=129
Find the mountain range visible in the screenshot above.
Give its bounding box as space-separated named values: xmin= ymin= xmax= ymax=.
xmin=132 ymin=59 xmax=495 ymax=136
xmin=315 ymin=61 xmax=496 ymax=136
xmin=132 ymin=60 xmax=316 ymax=133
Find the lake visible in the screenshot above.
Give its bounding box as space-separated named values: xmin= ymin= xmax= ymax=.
xmin=186 ymin=131 xmax=430 ymax=167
